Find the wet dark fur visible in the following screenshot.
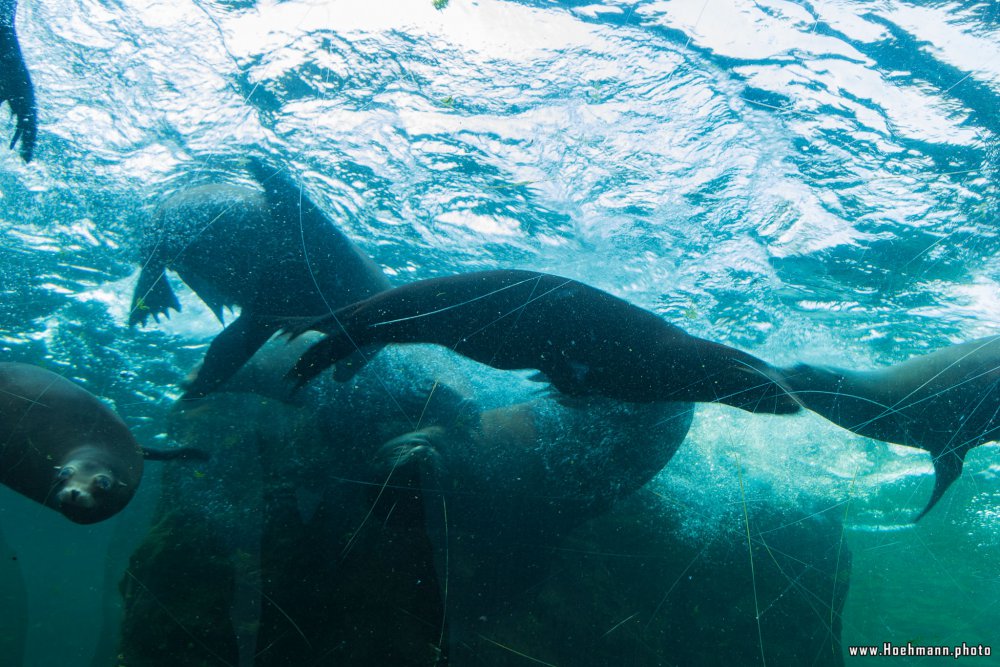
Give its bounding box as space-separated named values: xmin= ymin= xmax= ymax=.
xmin=129 ymin=158 xmax=390 ymax=399
xmin=288 ymin=269 xmax=799 ymax=414
xmin=1 ymin=0 xmax=36 ymax=162
xmin=0 ymin=362 xmax=142 ymax=523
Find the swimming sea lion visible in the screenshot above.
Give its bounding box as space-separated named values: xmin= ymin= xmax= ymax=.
xmin=129 ymin=158 xmax=390 ymax=399
xmin=781 ymin=335 xmax=1000 ymax=520
xmin=1 ymin=0 xmax=36 ymax=162
xmin=0 ymin=363 xmax=143 ymax=524
xmin=287 ymin=269 xmax=800 ymax=414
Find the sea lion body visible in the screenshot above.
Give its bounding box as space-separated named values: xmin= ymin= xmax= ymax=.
xmin=1 ymin=0 xmax=36 ymax=162
xmin=782 ymin=335 xmax=1000 ymax=518
xmin=166 ymin=336 xmax=694 ymax=650
xmin=129 ymin=158 xmax=390 ymax=398
xmin=291 ymin=269 xmax=799 ymax=414
xmin=0 ymin=363 xmax=143 ymax=523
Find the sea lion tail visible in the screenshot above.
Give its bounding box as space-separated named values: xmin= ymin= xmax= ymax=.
xmin=915 ymin=450 xmax=966 ymax=521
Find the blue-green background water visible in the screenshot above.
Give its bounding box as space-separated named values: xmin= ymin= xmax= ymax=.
xmin=1 ymin=0 xmax=998 ymax=664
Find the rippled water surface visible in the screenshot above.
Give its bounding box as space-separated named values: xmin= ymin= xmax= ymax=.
xmin=1 ymin=0 xmax=998 ymax=664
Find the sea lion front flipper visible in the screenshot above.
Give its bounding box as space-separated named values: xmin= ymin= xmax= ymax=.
xmin=129 ymin=267 xmax=181 ymax=326
xmin=174 ymin=269 xmax=235 ymax=324
xmin=0 ymin=0 xmax=37 ymax=163
xmin=915 ymin=450 xmax=967 ymax=521
xmin=182 ymin=312 xmax=278 ymax=399
xmin=287 ymin=329 xmax=360 ymax=388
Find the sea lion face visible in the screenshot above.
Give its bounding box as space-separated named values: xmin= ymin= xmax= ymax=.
xmin=51 ymin=458 xmax=131 ymax=524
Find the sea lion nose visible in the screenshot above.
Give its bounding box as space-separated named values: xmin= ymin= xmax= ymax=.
xmin=70 ymin=489 xmax=80 ymax=500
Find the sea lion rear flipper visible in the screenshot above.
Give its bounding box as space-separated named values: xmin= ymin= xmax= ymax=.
xmin=129 ymin=267 xmax=181 ymax=326
xmin=915 ymin=450 xmax=967 ymax=521
xmin=181 ymin=312 xmax=278 ymax=399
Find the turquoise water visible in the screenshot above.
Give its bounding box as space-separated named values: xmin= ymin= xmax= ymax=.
xmin=1 ymin=0 xmax=998 ymax=664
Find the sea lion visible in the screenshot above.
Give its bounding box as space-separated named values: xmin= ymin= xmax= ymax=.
xmin=0 ymin=362 xmax=143 ymax=524
xmin=1 ymin=0 xmax=36 ymax=162
xmin=287 ymin=269 xmax=800 ymax=414
xmin=129 ymin=157 xmax=390 ymax=399
xmin=129 ymin=333 xmax=694 ymax=663
xmin=781 ymin=335 xmax=1000 ymax=520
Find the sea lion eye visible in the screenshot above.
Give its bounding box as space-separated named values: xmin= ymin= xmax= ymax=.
xmin=94 ymin=475 xmax=113 ymax=491
xmin=56 ymin=466 xmax=75 ymax=480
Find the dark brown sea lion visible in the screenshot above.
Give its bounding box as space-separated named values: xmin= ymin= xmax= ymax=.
xmin=287 ymin=269 xmax=799 ymax=414
xmin=129 ymin=158 xmax=390 ymax=399
xmin=1 ymin=0 xmax=37 ymax=162
xmin=0 ymin=363 xmax=143 ymax=524
xmin=781 ymin=335 xmax=1000 ymax=519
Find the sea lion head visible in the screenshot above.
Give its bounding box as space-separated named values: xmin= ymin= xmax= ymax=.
xmin=50 ymin=448 xmax=136 ymax=524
